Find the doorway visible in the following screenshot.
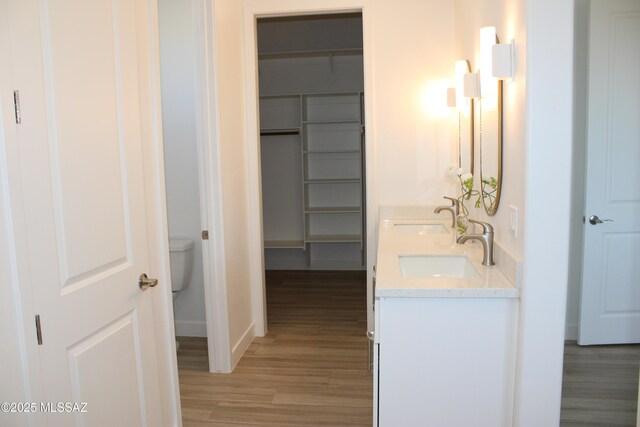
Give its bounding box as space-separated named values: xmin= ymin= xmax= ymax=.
xmin=157 ymin=0 xmax=242 ymax=375
xmin=254 ymin=14 xmax=369 ymax=380
xmin=567 ymin=0 xmax=640 ymax=346
xmin=157 ymin=0 xmax=210 ymax=369
xmin=563 ymin=0 xmax=640 ymax=423
xmin=243 ymin=2 xmax=376 ymax=341
xmin=255 ymin=10 xmax=369 ymax=373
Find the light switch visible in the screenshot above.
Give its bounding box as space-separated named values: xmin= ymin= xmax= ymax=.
xmin=509 ymin=205 xmax=518 ymax=237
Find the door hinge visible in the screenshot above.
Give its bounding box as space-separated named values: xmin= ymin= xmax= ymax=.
xmin=35 ymin=314 xmax=43 ymax=345
xmin=367 ymin=331 xmax=374 ymax=371
xmin=13 ymin=90 xmax=22 ymax=124
xmin=201 ymin=230 xmax=209 ymax=240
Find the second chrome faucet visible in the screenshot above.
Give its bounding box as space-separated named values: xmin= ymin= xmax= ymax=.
xmin=456 ymin=219 xmax=495 ymax=266
xmin=434 ymin=196 xmax=495 ymax=266
xmin=433 ymin=196 xmax=459 ymax=228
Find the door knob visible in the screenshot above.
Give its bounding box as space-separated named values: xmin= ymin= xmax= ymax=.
xmin=138 ymin=273 xmax=159 ymax=290
xmin=589 ymin=215 xmax=613 ymax=225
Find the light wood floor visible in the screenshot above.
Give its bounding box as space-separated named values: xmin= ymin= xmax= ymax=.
xmin=177 ymin=270 xmax=640 ymax=427
xmin=561 ymin=342 xmax=640 ymax=426
xmin=177 ymin=270 xmax=372 ymax=427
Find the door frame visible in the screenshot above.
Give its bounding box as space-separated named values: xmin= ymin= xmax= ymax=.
xmin=0 ymin=0 xmax=182 ymax=423
xmin=572 ymin=0 xmax=640 ymax=345
xmin=191 ymin=0 xmax=233 ymax=373
xmin=241 ymin=0 xmax=377 ymax=336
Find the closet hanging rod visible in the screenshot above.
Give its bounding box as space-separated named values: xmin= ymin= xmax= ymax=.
xmin=260 ymin=129 xmax=300 ymax=136
xmin=258 ymin=48 xmax=363 ymax=60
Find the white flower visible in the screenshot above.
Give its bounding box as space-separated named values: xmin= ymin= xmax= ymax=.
xmin=446 ymin=165 xmax=466 ymax=179
xmin=445 ymin=164 xmax=457 ymax=178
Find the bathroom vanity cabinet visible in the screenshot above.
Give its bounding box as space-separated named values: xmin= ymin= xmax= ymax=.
xmin=372 ymin=217 xmax=520 ymax=427
xmin=373 ymin=296 xmax=517 ymax=427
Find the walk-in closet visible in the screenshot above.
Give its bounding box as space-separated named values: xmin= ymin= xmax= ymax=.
xmin=258 ymin=13 xmax=366 ymax=270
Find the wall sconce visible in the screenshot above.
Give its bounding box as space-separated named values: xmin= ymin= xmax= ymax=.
xmin=455 ymin=60 xmax=470 ymax=111
xmin=447 ymin=87 xmax=456 ymax=108
xmin=480 ymin=26 xmax=497 ymax=100
xmin=492 ymin=40 xmax=514 ymax=80
xmin=463 ymin=72 xmax=480 ymax=98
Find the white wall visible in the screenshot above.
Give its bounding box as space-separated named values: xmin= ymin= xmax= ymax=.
xmin=566 ymin=0 xmax=589 ymax=341
xmin=158 ymin=0 xmax=207 ymax=337
xmin=454 ymin=0 xmax=526 ymax=262
xmin=371 ymin=0 xmax=457 ymax=208
xmin=514 ymin=0 xmax=574 ymax=424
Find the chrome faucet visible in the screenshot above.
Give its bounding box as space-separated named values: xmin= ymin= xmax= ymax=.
xmin=456 ymin=219 xmax=495 ymax=266
xmin=434 ymin=196 xmax=460 ymax=228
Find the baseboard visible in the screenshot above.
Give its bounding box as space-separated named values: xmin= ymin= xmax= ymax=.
xmin=231 ymin=322 xmax=255 ymax=370
xmin=174 ymin=319 xmax=207 ymax=337
xmin=565 ymin=322 xmax=578 ymax=341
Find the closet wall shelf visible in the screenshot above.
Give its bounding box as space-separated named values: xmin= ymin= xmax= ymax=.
xmin=305 ymin=234 xmax=362 ymax=243
xmin=260 ymin=91 xmax=365 ymax=265
xmin=304 ymin=178 xmax=361 ymax=184
xmin=264 ymin=240 xmax=305 ymax=249
xmin=305 ymin=207 xmax=361 ymax=214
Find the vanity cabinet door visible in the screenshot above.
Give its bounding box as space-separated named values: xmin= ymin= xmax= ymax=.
xmin=376 ymin=297 xmax=517 ymax=427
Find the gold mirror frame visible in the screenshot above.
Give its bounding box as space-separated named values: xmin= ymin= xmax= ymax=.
xmin=479 ymin=29 xmax=503 ymax=216
xmin=455 ymin=60 xmax=474 ymax=181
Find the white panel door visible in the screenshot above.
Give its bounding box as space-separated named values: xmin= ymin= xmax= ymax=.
xmin=5 ymin=0 xmax=166 ymax=425
xmin=579 ymin=0 xmax=640 ymax=345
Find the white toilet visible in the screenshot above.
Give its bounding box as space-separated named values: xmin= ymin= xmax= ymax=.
xmin=169 ymin=237 xmax=194 ymax=300
xmin=169 ymin=238 xmax=194 ymax=349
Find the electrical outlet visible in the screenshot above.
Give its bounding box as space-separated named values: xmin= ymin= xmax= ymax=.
xmin=509 ymin=205 xmax=518 ymax=237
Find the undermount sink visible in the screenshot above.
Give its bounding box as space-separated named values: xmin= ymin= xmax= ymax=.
xmin=399 ymin=255 xmax=480 ymax=279
xmin=393 ymin=223 xmax=448 ymax=235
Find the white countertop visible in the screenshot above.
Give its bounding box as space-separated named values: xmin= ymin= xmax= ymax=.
xmin=375 ymin=218 xmax=520 ymax=298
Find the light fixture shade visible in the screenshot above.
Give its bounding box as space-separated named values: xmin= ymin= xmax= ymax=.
xmin=492 ymin=42 xmax=514 ymax=79
xmin=463 ymin=72 xmax=480 ymax=98
xmin=480 ymin=26 xmax=497 ymax=99
xmin=454 ymin=60 xmax=470 ymax=112
xmin=447 ymin=87 xmax=456 ymax=107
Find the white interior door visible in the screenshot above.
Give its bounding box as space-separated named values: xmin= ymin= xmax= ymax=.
xmin=5 ymin=0 xmax=167 ymax=425
xmin=579 ymin=0 xmax=640 ymax=345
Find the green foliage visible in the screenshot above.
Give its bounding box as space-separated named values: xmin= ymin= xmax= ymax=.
xmin=481 ymin=176 xmax=498 ymax=212
xmin=455 ymin=174 xmax=481 ymax=219
xmin=482 ymin=176 xmax=498 ymax=189
xmin=456 ymin=218 xmax=468 ymax=235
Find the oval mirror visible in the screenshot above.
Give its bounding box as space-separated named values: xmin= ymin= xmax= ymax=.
xmin=455 ymin=60 xmax=474 ymax=178
xmin=479 ymin=27 xmax=503 ymax=216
